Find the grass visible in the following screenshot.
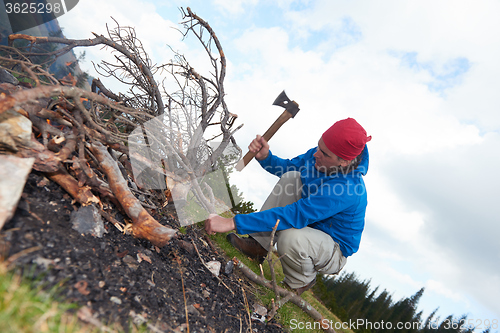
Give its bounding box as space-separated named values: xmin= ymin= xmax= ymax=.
xmin=0 ymin=264 xmax=89 ymax=333
xmin=208 ymin=228 xmax=355 ymax=333
xmin=0 ymin=264 xmax=151 ymax=333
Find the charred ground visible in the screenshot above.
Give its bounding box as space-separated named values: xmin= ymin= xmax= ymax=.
xmin=1 ymin=170 xmax=284 ymax=332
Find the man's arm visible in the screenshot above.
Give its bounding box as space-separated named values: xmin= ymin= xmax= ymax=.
xmin=234 ymin=180 xmax=357 ymax=235
xmin=204 ymin=136 xmax=267 ymax=236
xmin=205 ymin=214 xmax=235 ymax=235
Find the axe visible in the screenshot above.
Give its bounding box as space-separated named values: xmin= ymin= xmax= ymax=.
xmin=235 ymin=91 xmax=300 ymax=171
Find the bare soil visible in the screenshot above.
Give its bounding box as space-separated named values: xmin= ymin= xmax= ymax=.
xmin=1 ymin=171 xmax=284 ymax=332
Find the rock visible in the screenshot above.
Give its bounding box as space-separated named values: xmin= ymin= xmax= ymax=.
xmin=205 ymin=260 xmax=221 ymax=277
xmin=178 ymin=239 xmax=194 ymax=253
xmin=130 ymin=310 xmax=147 ymax=326
xmin=110 ymin=296 xmax=122 ymax=305
xmin=252 ymin=304 xmax=268 ymax=316
xmin=0 ymin=155 xmax=35 ymax=230
xmin=186 ymin=304 xmax=201 ymax=316
xmin=122 ymin=255 xmax=139 ymax=271
xmin=0 ymin=69 xmax=19 ymax=85
xmin=224 ymin=260 xmax=234 ymax=275
xmin=70 ymin=205 xmax=106 ymax=237
xmin=173 ymin=323 xmax=188 ymax=333
xmin=33 ymin=257 xmax=56 ymax=269
xmin=251 ymin=304 xmax=268 ymax=323
xmin=0 ymin=109 xmax=32 ymax=152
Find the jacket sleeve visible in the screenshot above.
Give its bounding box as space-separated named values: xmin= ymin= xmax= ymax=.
xmin=234 ymin=179 xmax=356 ymax=234
xmin=258 ymin=148 xmax=315 ymax=177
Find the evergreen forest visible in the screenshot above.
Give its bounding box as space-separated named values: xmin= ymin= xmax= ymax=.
xmin=313 ymin=272 xmax=495 ymax=333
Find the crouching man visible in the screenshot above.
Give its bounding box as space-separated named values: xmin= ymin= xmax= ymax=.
xmin=205 ymin=118 xmax=371 ymax=295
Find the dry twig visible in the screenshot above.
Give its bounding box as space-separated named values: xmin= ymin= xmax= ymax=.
xmin=265 ymin=220 xmax=282 ymax=320
xmin=233 ymin=258 xmax=336 ymax=333
xmin=175 ymin=254 xmax=190 ymax=333
xmin=191 ymin=239 xmax=234 ymax=295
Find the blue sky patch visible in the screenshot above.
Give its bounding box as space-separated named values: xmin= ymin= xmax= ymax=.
xmin=394 ymin=51 xmax=471 ymax=94
xmin=289 ymin=15 xmax=363 ymax=58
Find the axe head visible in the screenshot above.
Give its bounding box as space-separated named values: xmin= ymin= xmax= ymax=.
xmin=273 ymin=90 xmax=300 ymax=117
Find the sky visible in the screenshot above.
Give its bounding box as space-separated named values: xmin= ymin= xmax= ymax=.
xmin=52 ymin=0 xmax=500 ymax=328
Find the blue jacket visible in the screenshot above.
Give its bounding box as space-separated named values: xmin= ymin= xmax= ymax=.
xmin=233 ymin=146 xmax=369 ymax=257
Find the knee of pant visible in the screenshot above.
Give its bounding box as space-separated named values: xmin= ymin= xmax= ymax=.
xmin=278 ymin=171 xmax=302 ymax=197
xmin=277 ymin=228 xmax=303 ymax=257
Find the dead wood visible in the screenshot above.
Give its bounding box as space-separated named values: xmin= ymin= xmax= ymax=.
xmin=46 ymin=166 xmax=100 ymax=206
xmin=265 ymin=220 xmax=282 ymax=320
xmin=233 ymin=258 xmax=337 ymax=333
xmin=88 ymin=141 xmax=176 ymax=247
xmin=8 ymin=32 xmax=165 ymax=115
xmin=2 ymin=7 xmax=261 ymax=303
xmin=4 ymin=10 xmax=245 ymax=224
xmin=0 ymin=85 xmax=129 ymax=115
xmin=19 ymin=136 xmax=69 ymax=172
xmin=91 ymin=78 xmax=122 ymax=103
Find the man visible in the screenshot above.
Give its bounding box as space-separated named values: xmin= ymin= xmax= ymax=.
xmin=205 ymin=117 xmax=371 ymax=295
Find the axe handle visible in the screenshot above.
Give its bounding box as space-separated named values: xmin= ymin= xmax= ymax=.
xmin=236 ymin=110 xmax=293 ymax=171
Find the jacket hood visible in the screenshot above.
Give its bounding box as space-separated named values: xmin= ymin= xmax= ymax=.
xmin=355 ymin=145 xmax=369 ymax=176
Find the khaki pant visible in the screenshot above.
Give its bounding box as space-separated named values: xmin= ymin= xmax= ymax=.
xmin=250 ymin=171 xmax=347 ymax=289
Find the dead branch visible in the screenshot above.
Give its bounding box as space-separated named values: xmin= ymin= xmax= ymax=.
xmin=191 ymin=239 xmax=234 ymax=295
xmin=233 ymin=258 xmax=336 ymax=333
xmin=266 ymin=220 xmax=281 ymax=320
xmin=1 ymin=8 xmax=244 ymax=246
xmin=46 ymin=166 xmax=100 ymax=206
xmin=174 ymin=254 xmax=190 ymax=333
xmin=19 ymin=136 xmax=71 ymax=173
xmin=88 ymin=141 xmax=176 ymax=247
xmin=91 ymin=78 xmax=122 ymax=103
xmin=0 ymin=84 xmax=131 ymax=119
xmin=8 ymin=31 xmax=165 ymax=115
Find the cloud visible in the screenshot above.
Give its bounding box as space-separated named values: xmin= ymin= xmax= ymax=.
xmin=55 ymin=0 xmax=500 ymax=320
xmin=225 ymin=0 xmax=500 ymax=319
xmin=212 ymin=0 xmax=259 ymax=15
xmin=426 ymin=280 xmax=467 ymax=303
xmin=384 ymin=131 xmax=500 ymax=314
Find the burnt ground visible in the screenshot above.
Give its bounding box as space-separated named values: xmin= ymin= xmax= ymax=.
xmin=0 ymin=171 xmax=285 ymax=333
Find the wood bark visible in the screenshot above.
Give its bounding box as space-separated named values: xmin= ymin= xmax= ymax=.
xmin=88 ymin=141 xmax=176 ymax=247
xmin=46 ymin=166 xmax=100 ymax=206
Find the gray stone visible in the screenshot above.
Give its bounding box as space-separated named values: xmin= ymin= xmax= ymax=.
xmin=0 ymin=109 xmax=32 ymax=152
xmin=70 ymin=205 xmax=106 ymax=237
xmin=110 ymin=296 xmax=122 ymax=305
xmin=0 ymin=155 xmax=35 ymax=230
xmin=0 ymin=69 xmax=19 ymax=85
xmin=122 ymin=255 xmax=139 ymax=271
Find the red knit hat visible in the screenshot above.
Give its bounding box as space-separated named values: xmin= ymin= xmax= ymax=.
xmin=321 ymin=118 xmax=371 ymax=160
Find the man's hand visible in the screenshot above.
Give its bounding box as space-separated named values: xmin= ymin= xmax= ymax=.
xmin=205 ymin=214 xmax=236 ymax=235
xmin=249 ymin=135 xmax=270 ymax=161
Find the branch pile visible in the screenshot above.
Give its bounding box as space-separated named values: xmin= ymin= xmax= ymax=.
xmin=0 ymin=77 xmax=177 ymax=246
xmin=0 ymin=7 xmax=243 ymax=243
